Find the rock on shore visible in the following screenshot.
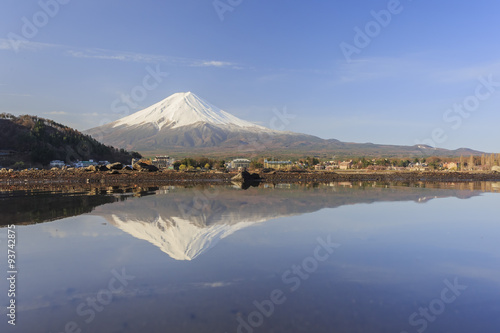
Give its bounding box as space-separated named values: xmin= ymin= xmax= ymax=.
xmin=231 ymin=171 xmax=261 ymax=182
xmin=133 ymin=162 xmax=159 ymax=172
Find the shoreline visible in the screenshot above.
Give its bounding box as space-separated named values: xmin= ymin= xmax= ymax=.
xmin=1 ymin=169 xmax=499 ymax=190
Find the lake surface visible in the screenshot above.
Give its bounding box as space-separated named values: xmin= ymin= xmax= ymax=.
xmin=1 ymin=182 xmax=499 ymax=333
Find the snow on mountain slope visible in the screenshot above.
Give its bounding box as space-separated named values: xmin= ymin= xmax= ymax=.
xmin=111 ymin=92 xmax=268 ymax=130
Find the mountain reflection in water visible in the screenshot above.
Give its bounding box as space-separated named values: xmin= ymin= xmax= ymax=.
xmin=89 ymin=182 xmax=490 ymax=260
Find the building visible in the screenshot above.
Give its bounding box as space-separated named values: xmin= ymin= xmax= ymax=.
xmin=74 ymin=160 xmax=97 ymax=168
xmin=152 ymin=156 xmax=174 ymax=169
xmin=339 ymin=161 xmax=353 ymax=170
xmin=49 ymin=160 xmax=65 ymax=168
xmin=314 ymin=164 xmax=325 ymax=170
xmin=230 ymin=159 xmax=251 ymax=170
xmin=264 ymin=159 xmax=292 ymax=170
xmin=0 ymin=150 xmax=16 ymax=156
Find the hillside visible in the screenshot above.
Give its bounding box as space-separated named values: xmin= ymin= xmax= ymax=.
xmin=0 ymin=113 xmax=141 ymax=168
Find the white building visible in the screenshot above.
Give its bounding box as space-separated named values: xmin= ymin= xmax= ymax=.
xmin=264 ymin=159 xmax=292 ymax=170
xmin=49 ymin=160 xmax=65 ymax=168
xmin=152 ymin=156 xmax=175 ymax=169
xmin=230 ymin=159 xmax=251 ymax=170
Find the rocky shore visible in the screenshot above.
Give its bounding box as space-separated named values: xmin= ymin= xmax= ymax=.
xmin=1 ymin=168 xmax=499 ymax=191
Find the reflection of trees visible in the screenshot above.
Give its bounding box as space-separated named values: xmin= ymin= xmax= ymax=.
xmin=0 ymin=186 xmax=158 ymax=225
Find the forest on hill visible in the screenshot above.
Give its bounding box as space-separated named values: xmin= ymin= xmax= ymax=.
xmin=0 ymin=113 xmax=141 ymax=168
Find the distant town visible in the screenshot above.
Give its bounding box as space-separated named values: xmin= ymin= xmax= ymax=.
xmin=18 ymin=153 xmax=499 ymax=173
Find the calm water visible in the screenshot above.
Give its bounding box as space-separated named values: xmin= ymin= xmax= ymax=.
xmin=1 ymin=182 xmax=500 ymax=333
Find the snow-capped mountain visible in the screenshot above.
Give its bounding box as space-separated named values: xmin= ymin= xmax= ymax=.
xmin=84 ymin=91 xmax=294 ymax=152
xmin=85 ymin=92 xmax=484 ymax=156
xmin=112 ymin=92 xmax=269 ymax=131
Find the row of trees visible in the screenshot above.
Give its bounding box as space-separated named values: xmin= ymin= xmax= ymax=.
xmin=348 ymin=155 xmax=499 ymax=170
xmin=172 ymin=157 xmax=224 ymax=171
xmin=458 ymin=154 xmax=500 ymax=170
xmin=166 ymin=156 xmax=427 ymax=171
xmin=151 ymin=154 xmax=500 ymax=172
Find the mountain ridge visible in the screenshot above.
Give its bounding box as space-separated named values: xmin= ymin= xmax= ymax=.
xmin=85 ymin=93 xmax=485 ymax=157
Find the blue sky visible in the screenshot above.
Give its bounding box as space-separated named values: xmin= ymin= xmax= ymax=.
xmin=1 ymin=0 xmax=499 ymax=152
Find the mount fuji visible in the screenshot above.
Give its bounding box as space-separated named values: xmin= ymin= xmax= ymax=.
xmin=85 ymin=91 xmax=295 ymax=152
xmin=85 ymin=92 xmax=483 ymax=157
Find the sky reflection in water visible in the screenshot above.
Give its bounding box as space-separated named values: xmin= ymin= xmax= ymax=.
xmin=1 ymin=183 xmax=499 ymax=333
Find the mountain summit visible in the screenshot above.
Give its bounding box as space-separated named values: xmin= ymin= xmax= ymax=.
xmin=112 ymin=92 xmax=267 ymax=131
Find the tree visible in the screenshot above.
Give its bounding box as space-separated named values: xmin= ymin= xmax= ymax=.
xmin=173 ymin=161 xmax=182 ymax=170
xmin=468 ymin=155 xmax=474 ymax=170
xmin=12 ymin=161 xmax=25 ymax=170
xmin=250 ymin=161 xmax=263 ymax=169
xmin=397 ymin=159 xmax=411 ymax=168
xmin=179 ymin=164 xmax=186 ymax=171
xmin=204 ymin=163 xmax=211 ymax=169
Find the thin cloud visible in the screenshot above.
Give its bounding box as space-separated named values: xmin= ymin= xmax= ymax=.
xmin=334 ymin=57 xmax=423 ymax=83
xmin=194 ymin=60 xmax=239 ymax=68
xmin=0 ymin=93 xmax=33 ymax=97
xmin=0 ymin=38 xmax=57 ymax=51
xmin=335 ymin=55 xmax=500 ymax=85
xmin=66 ymin=49 xmax=169 ymax=63
xmin=435 ymin=61 xmax=500 ymax=83
xmin=0 ymin=38 xmax=242 ymax=69
xmin=44 ymin=111 xmax=68 ymax=115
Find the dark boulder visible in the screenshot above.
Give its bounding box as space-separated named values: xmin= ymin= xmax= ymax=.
xmin=133 ymin=162 xmax=159 ymax=172
xmin=85 ymin=165 xmax=109 ymax=172
xmin=231 ymin=171 xmax=261 ymax=182
xmin=107 ymin=162 xmax=123 ymax=170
